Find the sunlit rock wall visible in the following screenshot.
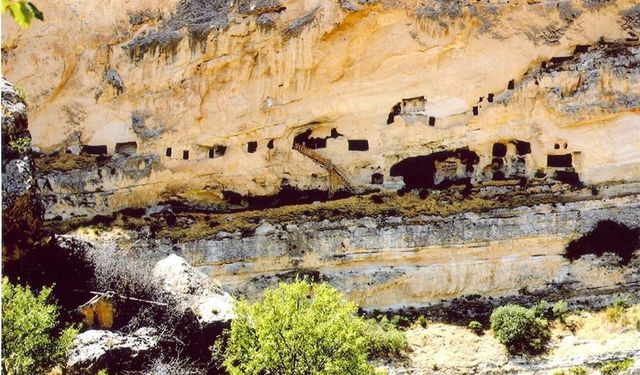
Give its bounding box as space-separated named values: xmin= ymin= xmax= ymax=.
xmin=2 ymin=0 xmax=639 ymax=219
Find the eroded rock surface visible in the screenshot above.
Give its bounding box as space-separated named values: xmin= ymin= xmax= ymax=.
xmin=1 ymin=78 xmax=44 ymax=261
xmin=67 ymin=327 xmax=158 ymax=374
xmin=152 ymin=254 xmax=233 ymax=328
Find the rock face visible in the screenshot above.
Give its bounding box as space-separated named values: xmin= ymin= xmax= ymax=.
xmin=66 ymin=327 xmax=158 ymax=374
xmin=70 ymin=183 xmax=640 ymax=314
xmin=1 ymin=78 xmax=44 ymax=261
xmin=152 ymin=254 xmax=233 ymax=327
xmin=2 ymin=1 xmax=639 ymax=219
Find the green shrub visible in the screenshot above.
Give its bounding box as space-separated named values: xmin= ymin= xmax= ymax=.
xmin=531 ymin=300 xmax=552 ymax=319
xmin=389 ymin=314 xmax=411 ymax=329
xmin=223 ymin=280 xmax=376 ymax=375
xmin=8 ymin=137 xmax=30 ymax=154
xmin=364 ymin=317 xmax=408 ymax=358
xmin=468 ymin=320 xmax=483 ymax=335
xmin=569 ymin=365 xmax=588 ymax=375
xmin=599 ymin=358 xmax=634 ymax=375
xmin=550 ymin=365 xmax=589 ymax=375
xmin=552 ymin=301 xmax=569 ymax=322
xmin=490 ymin=304 xmax=551 ymax=354
xmin=415 ymin=315 xmax=428 ymax=328
xmin=1 ymin=277 xmax=78 ymax=375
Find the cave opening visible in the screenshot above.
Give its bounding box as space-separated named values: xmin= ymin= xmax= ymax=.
xmin=492 ymin=143 xmax=507 ymax=157
xmin=473 ymin=106 xmax=479 ymax=116
xmin=508 ymin=79 xmax=515 ymax=90
xmin=387 ymin=103 xmax=402 ymax=124
xmin=267 ymin=139 xmax=274 ymax=149
xmin=371 ymin=173 xmax=384 ymax=185
xmin=554 ymin=171 xmax=581 ymax=187
xmin=166 ymin=147 xmax=172 ymax=157
xmin=115 ymin=142 xmax=137 ymax=155
xmin=247 ymin=141 xmax=258 ymax=153
xmin=214 ymin=145 xmax=227 ymax=157
xmin=389 ymin=148 xmax=479 ymax=190
xmin=547 ymin=154 xmax=572 ymax=168
xmin=182 ymin=150 xmax=189 ymax=160
xmin=515 ymin=141 xmax=531 ymax=155
xmin=348 ymin=140 xmax=369 ymax=151
xmin=82 ymin=145 xmax=108 ymax=155
xmin=428 ymin=117 xmax=436 ymax=126
xmin=488 ymin=93 xmax=494 ymax=103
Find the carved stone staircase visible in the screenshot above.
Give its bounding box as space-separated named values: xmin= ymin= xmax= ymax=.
xmin=293 ymin=143 xmax=356 ymax=196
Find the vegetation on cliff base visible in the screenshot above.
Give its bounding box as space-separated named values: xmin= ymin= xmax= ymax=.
xmin=490 ymin=304 xmax=551 ymax=354
xmin=222 ymin=280 xmax=401 ymax=375
xmin=599 ymin=358 xmax=635 ymax=375
xmin=1 ymin=277 xmax=78 ymax=375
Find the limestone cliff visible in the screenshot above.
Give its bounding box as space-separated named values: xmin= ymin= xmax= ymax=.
xmin=3 ymin=0 xmax=640 ymax=315
xmin=2 ymin=0 xmax=639 ymax=219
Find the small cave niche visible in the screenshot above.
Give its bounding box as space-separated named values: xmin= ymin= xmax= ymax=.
xmin=182 ymin=150 xmax=189 ymax=160
xmin=82 ymin=145 xmax=108 ymax=155
xmin=515 ymin=141 xmax=531 ymax=155
xmin=348 ymin=140 xmax=369 ymax=151
xmin=488 ymin=93 xmax=494 ymax=103
xmin=330 ymin=128 xmax=343 ymax=138
xmin=387 ymin=103 xmax=402 ymax=124
xmin=115 ymin=142 xmax=137 ymax=156
xmin=554 ymin=170 xmax=581 ymax=187
xmin=247 ymin=141 xmax=258 ymax=153
xmin=166 ymin=147 xmax=172 ymax=157
xmin=573 ymin=45 xmax=589 ymax=54
xmin=267 ymin=139 xmax=274 ymax=149
xmin=554 ymin=143 xmax=560 ymax=150
xmin=547 ymin=154 xmax=572 ymax=168
xmin=472 ymin=106 xmax=479 ymax=116
xmin=214 ymin=145 xmax=227 ymax=157
xmin=549 ymin=56 xmax=572 ymax=65
xmin=507 ymin=79 xmax=515 ymax=90
xmin=565 ymin=220 xmax=639 ymax=265
xmin=293 ymin=129 xmax=312 ymax=148
xmin=401 ymin=96 xmax=426 ymax=113
xmin=371 ymin=173 xmax=384 ymax=185
xmin=492 ymin=143 xmax=507 ymax=157
xmin=428 ymin=116 xmax=436 ymax=126
xmin=208 ymin=149 xmax=215 ymax=158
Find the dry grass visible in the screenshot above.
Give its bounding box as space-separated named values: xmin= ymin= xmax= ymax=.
xmin=388 ymin=304 xmax=640 ymax=374
xmin=35 ymin=153 xmax=100 ymax=173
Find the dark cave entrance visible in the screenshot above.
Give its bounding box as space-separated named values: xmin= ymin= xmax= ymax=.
xmin=389 ymin=148 xmax=479 ymax=190
xmin=348 ymin=140 xmax=369 ymax=151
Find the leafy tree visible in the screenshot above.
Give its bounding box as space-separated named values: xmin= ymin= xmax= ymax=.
xmin=223 ymin=280 xmax=376 ymax=375
xmin=490 ymin=304 xmax=550 ymax=354
xmin=1 ymin=277 xmax=78 ymax=375
xmin=2 ymin=0 xmax=43 ymax=28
